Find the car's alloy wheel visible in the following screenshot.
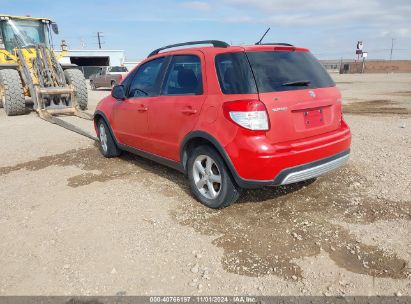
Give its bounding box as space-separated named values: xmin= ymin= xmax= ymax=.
xmin=97 ymin=119 xmax=121 ymax=158
xmin=192 ymin=155 xmax=222 ymax=199
xmin=99 ymin=123 xmax=108 ymax=153
xmin=187 ymin=145 xmax=241 ymax=209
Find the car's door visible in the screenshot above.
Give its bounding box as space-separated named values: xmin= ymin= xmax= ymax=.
xmin=111 ymin=57 xmax=167 ymax=150
xmin=146 ymin=53 xmax=206 ymax=161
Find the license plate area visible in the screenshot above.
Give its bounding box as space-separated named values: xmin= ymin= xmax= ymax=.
xmin=303 ymin=108 xmax=324 ymax=128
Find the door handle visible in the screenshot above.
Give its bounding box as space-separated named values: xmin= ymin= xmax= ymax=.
xmin=181 ymin=108 xmax=197 ymax=115
xmin=138 ymin=105 xmax=148 ymax=112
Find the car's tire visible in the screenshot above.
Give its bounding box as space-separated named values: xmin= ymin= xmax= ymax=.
xmin=111 ymin=80 xmax=116 ymax=88
xmin=0 ymin=69 xmax=26 ymax=116
xmin=97 ymin=119 xmax=121 ymax=158
xmin=64 ymin=69 xmax=88 ymax=110
xmin=187 ymin=145 xmax=241 ymax=209
xmin=90 ymin=80 xmax=96 ymax=90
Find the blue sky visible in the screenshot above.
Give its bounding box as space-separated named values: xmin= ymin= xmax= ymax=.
xmin=2 ymin=0 xmax=411 ymax=61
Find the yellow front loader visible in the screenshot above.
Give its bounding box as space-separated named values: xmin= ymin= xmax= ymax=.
xmin=0 ymin=14 xmax=94 ymax=139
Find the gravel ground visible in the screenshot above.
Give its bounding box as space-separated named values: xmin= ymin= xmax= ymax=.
xmin=0 ymin=74 xmax=409 ymax=296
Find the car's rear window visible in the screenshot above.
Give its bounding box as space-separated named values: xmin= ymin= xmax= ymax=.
xmin=215 ymin=50 xmax=335 ymax=94
xmin=110 ymin=66 xmax=128 ymax=72
xmin=246 ymin=51 xmax=335 ymax=92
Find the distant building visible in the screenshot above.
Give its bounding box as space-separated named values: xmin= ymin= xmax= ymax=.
xmin=55 ymin=49 xmax=125 ymax=78
xmin=320 ymin=59 xmax=411 ymax=74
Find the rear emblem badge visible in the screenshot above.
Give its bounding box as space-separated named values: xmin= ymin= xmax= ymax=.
xmin=309 ymin=90 xmax=316 ymax=98
xmin=272 ymin=107 xmax=288 ymax=112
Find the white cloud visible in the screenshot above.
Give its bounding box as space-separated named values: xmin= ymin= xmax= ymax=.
xmin=222 ymin=0 xmax=411 ymax=29
xmin=217 ymin=0 xmax=411 ymax=59
xmin=381 ymin=28 xmax=411 ymax=38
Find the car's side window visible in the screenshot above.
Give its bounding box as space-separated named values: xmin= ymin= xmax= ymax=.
xmin=215 ymin=52 xmax=257 ymax=94
xmin=128 ymin=57 xmax=165 ymax=98
xmin=162 ymin=55 xmax=202 ymax=96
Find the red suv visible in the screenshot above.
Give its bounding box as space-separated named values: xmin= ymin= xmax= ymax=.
xmin=94 ymin=40 xmax=351 ymax=208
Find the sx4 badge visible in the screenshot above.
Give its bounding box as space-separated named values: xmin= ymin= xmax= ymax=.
xmin=272 ymin=107 xmax=288 ymax=112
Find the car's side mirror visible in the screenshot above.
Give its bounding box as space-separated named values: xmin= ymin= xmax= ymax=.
xmin=112 ymin=85 xmax=125 ymax=100
xmin=51 ymin=22 xmax=59 ymax=34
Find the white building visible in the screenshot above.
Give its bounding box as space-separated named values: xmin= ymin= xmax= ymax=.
xmin=55 ymin=49 xmax=126 ymax=78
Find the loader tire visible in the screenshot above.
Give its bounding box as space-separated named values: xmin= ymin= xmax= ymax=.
xmin=0 ymin=69 xmax=26 ymax=116
xmin=64 ymin=69 xmax=88 ymax=110
xmin=0 ymin=82 xmax=3 ymax=108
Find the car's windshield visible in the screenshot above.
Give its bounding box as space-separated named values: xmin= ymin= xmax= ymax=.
xmin=0 ymin=19 xmax=50 ymax=52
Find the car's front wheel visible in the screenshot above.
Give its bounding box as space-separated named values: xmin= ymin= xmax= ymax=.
xmin=97 ymin=119 xmax=121 ymax=158
xmin=187 ymin=145 xmax=241 ymax=208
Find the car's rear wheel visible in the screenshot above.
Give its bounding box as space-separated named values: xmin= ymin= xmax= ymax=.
xmin=187 ymin=145 xmax=241 ymax=208
xmin=97 ymin=119 xmax=121 ymax=158
xmin=111 ymin=80 xmax=116 ymax=88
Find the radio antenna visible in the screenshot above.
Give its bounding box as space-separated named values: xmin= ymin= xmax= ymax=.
xmin=256 ymin=27 xmax=270 ymax=45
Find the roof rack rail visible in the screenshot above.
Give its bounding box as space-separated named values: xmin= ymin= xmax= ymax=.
xmin=255 ymin=42 xmax=294 ymax=46
xmin=148 ymin=40 xmax=230 ymax=57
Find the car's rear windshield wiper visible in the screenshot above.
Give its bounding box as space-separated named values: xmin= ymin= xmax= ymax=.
xmin=282 ymin=80 xmax=311 ymax=86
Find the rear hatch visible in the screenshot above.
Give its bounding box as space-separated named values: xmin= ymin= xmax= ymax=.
xmin=246 ymin=48 xmax=342 ymax=143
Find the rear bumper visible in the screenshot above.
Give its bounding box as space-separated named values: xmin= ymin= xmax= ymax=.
xmin=276 ymin=149 xmax=349 ymax=185
xmin=226 ymin=122 xmax=351 ymax=188
xmin=233 ymin=149 xmax=350 ymax=188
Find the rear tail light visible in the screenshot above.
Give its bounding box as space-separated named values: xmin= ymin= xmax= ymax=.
xmin=223 ymin=100 xmax=270 ymax=131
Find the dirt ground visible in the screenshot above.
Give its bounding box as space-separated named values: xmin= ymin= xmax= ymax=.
xmin=0 ymin=73 xmax=410 ymax=296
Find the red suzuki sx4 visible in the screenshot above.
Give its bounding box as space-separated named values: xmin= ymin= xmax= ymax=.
xmin=94 ymin=41 xmax=351 ymax=208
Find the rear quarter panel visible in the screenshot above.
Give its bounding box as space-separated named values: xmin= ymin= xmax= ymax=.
xmin=192 ymin=47 xmax=258 ymax=149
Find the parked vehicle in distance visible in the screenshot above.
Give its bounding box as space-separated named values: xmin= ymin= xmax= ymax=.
xmin=90 ymin=66 xmax=128 ymax=90
xmin=94 ymin=40 xmax=351 ymax=209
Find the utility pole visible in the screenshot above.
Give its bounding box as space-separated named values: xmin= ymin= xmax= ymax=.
xmin=97 ymin=32 xmax=103 ymax=49
xmin=390 ymin=38 xmax=395 ymax=61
